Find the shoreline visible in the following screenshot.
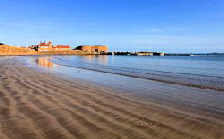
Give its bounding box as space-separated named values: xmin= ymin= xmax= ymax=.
xmin=0 ymin=56 xmax=224 ymax=138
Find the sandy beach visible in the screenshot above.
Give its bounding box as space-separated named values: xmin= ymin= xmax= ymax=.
xmin=0 ymin=56 xmax=224 ymax=139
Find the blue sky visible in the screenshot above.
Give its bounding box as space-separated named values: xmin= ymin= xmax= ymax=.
xmin=0 ymin=0 xmax=224 ymax=53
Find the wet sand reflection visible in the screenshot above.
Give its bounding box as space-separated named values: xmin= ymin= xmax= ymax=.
xmin=36 ymin=57 xmax=58 ymax=68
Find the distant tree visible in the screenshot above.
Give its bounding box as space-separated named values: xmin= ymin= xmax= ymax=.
xmin=34 ymin=45 xmax=39 ymax=51
xmin=0 ymin=43 xmax=5 ymax=45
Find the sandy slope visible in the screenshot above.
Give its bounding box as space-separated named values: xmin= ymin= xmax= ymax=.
xmin=0 ymin=45 xmax=36 ymax=55
xmin=0 ymin=57 xmax=223 ymax=139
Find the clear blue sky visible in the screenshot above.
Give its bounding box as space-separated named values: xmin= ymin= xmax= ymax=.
xmin=0 ymin=0 xmax=224 ymax=53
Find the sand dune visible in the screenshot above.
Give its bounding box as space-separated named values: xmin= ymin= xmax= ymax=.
xmin=0 ymin=57 xmax=223 ymax=139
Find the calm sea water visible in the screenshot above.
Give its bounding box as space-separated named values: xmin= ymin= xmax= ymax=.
xmin=51 ymin=55 xmax=224 ymax=91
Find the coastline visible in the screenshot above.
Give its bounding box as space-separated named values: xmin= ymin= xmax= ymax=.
xmin=0 ymin=56 xmax=224 ymax=139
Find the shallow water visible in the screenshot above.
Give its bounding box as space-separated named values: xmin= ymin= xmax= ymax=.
xmin=50 ymin=55 xmax=224 ymax=91
xmin=26 ymin=55 xmax=224 ymax=119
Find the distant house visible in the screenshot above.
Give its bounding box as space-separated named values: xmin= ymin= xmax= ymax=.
xmin=38 ymin=41 xmax=53 ymax=51
xmin=74 ymin=45 xmax=108 ymax=52
xmin=30 ymin=41 xmax=70 ymax=51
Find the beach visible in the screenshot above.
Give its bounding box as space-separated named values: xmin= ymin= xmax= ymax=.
xmin=0 ymin=56 xmax=224 ymax=139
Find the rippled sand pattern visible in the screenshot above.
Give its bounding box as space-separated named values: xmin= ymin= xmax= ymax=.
xmin=0 ymin=57 xmax=223 ymax=139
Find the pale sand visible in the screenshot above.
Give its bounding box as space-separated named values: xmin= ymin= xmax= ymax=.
xmin=0 ymin=57 xmax=223 ymax=139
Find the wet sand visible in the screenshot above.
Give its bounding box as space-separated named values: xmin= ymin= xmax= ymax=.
xmin=0 ymin=57 xmax=224 ymax=139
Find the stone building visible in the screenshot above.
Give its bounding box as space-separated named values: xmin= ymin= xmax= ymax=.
xmin=52 ymin=45 xmax=70 ymax=51
xmin=30 ymin=41 xmax=70 ymax=51
xmin=75 ymin=45 xmax=108 ymax=52
xmin=38 ymin=41 xmax=53 ymax=51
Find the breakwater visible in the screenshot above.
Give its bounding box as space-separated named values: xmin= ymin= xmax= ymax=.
xmin=102 ymin=52 xmax=206 ymax=56
xmin=103 ymin=52 xmax=165 ymax=56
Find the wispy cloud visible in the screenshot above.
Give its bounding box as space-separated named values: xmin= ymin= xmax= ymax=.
xmin=0 ymin=20 xmax=60 ymax=31
xmin=142 ymin=27 xmax=187 ymax=34
xmin=85 ymin=22 xmax=95 ymax=25
xmin=131 ymin=35 xmax=224 ymax=48
xmin=13 ymin=22 xmax=59 ymax=30
xmin=64 ymin=33 xmax=224 ymax=49
xmin=217 ymin=14 xmax=224 ymax=17
xmin=143 ymin=28 xmax=164 ymax=33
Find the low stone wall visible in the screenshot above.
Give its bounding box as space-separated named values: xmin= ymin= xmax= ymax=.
xmin=136 ymin=53 xmax=153 ymax=56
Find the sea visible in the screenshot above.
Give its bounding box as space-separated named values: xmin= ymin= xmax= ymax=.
xmin=47 ymin=55 xmax=224 ymax=91
xmin=29 ymin=54 xmax=224 ymax=112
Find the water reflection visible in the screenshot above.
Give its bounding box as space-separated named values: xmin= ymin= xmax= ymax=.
xmin=79 ymin=55 xmax=108 ymax=65
xmin=36 ymin=57 xmax=58 ymax=68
